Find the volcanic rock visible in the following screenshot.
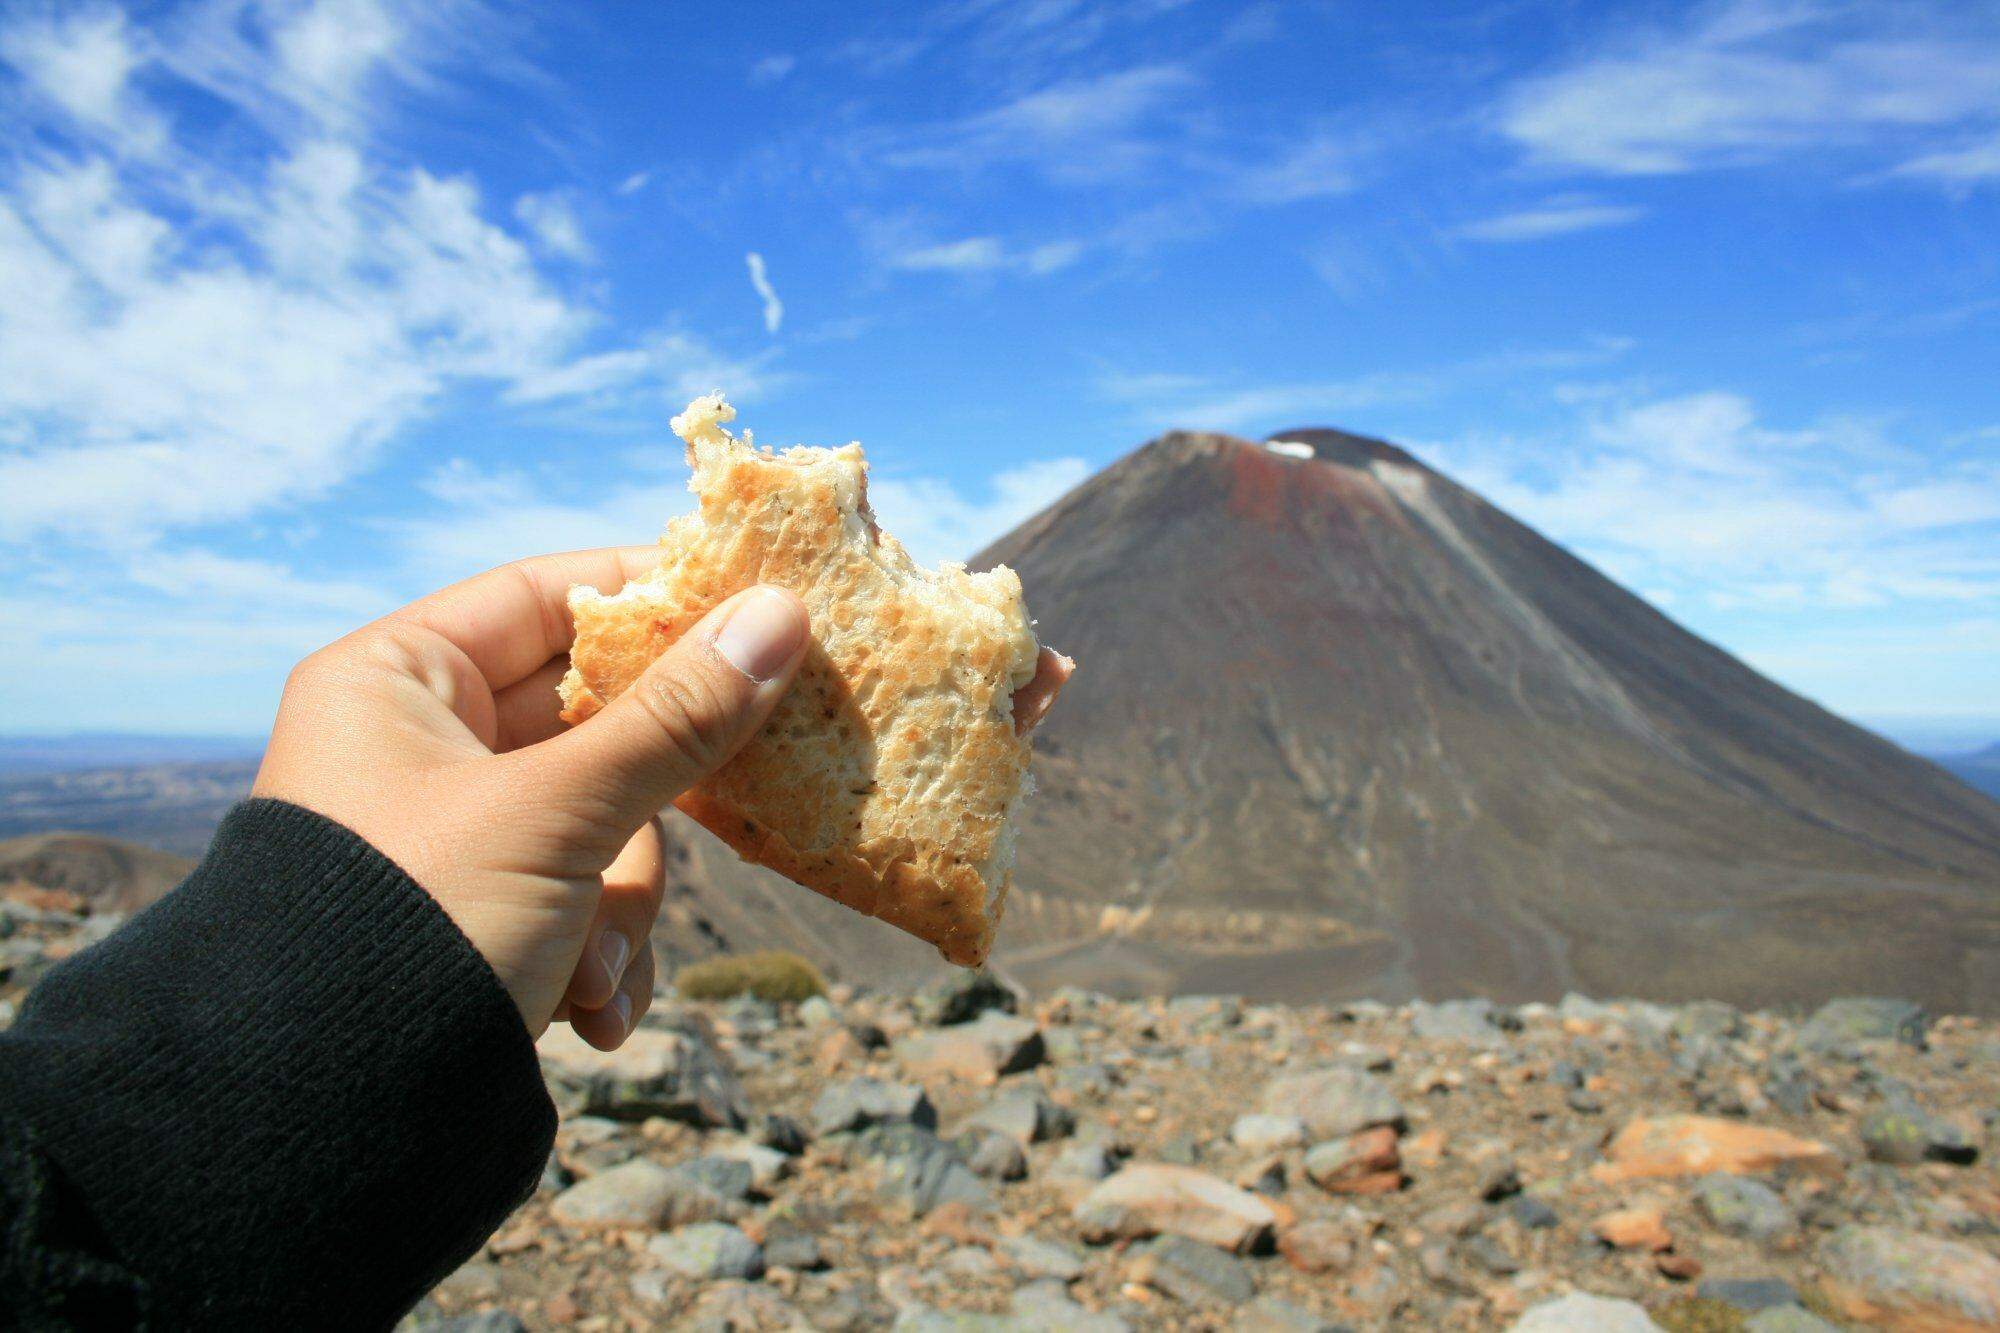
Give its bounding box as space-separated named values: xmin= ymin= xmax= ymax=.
xmin=1073 ymin=1164 xmax=1276 ymax=1252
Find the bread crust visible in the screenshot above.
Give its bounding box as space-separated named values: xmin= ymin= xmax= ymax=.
xmin=559 ymin=396 xmax=1046 ymax=967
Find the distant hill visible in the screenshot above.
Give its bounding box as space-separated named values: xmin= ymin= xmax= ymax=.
xmin=0 ymin=832 xmax=193 ymax=914
xmin=1940 ymin=743 xmax=2000 ymax=801
xmin=0 ymin=760 xmax=257 ymax=857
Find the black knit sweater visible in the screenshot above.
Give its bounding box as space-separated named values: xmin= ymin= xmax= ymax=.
xmin=0 ymin=800 xmax=557 ymax=1330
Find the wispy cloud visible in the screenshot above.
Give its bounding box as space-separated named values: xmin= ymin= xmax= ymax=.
xmin=744 ymin=252 xmax=784 ymax=334
xmin=1456 ymin=196 xmax=1646 ymax=242
xmin=0 ymin=0 xmax=744 ymax=544
xmin=615 ymin=170 xmax=650 ymax=195
xmin=514 ymin=190 xmax=591 ymax=261
xmin=886 ymin=235 xmax=1084 ymax=277
xmin=748 ymin=53 xmax=796 ymax=86
xmin=1230 ymin=132 xmax=1360 ymax=204
xmin=1095 ymin=338 xmax=1637 ymax=433
xmin=869 ymin=457 xmax=1092 ymax=567
xmin=1497 ymin=0 xmax=2000 ymax=179
xmin=1429 ymin=389 xmax=2000 ymax=612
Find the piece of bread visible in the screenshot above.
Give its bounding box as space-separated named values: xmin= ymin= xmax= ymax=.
xmin=559 ymin=394 xmax=1069 ymax=967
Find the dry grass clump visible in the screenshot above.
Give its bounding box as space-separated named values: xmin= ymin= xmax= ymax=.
xmin=1652 ymin=1299 xmax=1748 ymax=1333
xmin=675 ymin=951 xmax=827 ymax=1003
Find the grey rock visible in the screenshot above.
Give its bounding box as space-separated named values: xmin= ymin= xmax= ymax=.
xmin=1074 ymin=1164 xmax=1276 ymax=1252
xmin=1410 ymin=998 xmax=1503 ymax=1045
xmin=1001 ymin=1234 xmax=1085 ymax=1280
xmin=1258 ymin=1066 xmax=1405 ymax=1139
xmin=753 ymin=1112 xmax=809 ymax=1155
xmin=1011 ymin=1279 xmax=1131 ymax=1332
xmin=812 ymin=1077 xmax=937 ymax=1136
xmin=550 ymin=1160 xmax=688 ymax=1231
xmin=709 ymin=1139 xmax=792 ymax=1189
xmin=539 ymin=1024 xmax=748 ymax=1128
xmin=1133 ymin=1234 xmax=1255 ymax=1305
xmin=1693 ymin=1173 xmax=1798 ymax=1242
xmin=1509 ymin=1292 xmax=1665 ymax=1331
xmin=1861 ymin=1103 xmax=1978 ymax=1165
xmin=658 ymin=1155 xmax=757 ymax=1224
xmin=962 ymin=1085 xmax=1074 ymax=1145
xmin=1818 ymin=1225 xmax=2000 ymax=1329
xmin=1800 ymin=997 xmax=1927 ymax=1052
xmin=1696 ymin=1277 xmax=1799 ymax=1312
xmin=761 ymin=1220 xmax=827 ymax=1271
xmin=913 ymin=969 xmax=1017 ymax=1026
xmin=1672 ymin=1001 xmax=1744 ymax=1041
xmin=1054 ymin=1062 xmax=1118 ymax=1099
xmin=647 ymin=1222 xmax=764 ymax=1280
xmin=963 ymin=1130 xmax=1028 ymax=1180
xmin=1763 ymin=1053 xmax=1818 ymax=1116
xmin=417 ymin=1315 xmax=528 ymax=1333
xmin=1478 ymin=1161 xmax=1522 ymax=1201
xmin=854 ymin=1123 xmax=992 ymax=1213
xmin=1510 ymin=1195 xmax=1560 ymax=1230
xmin=1052 ymin=1142 xmax=1117 ymax=1182
xmin=796 ymin=995 xmax=839 ymax=1026
xmin=1232 ymin=1296 xmax=1353 ymax=1332
xmin=1460 ymin=1234 xmax=1520 ymax=1275
xmin=1230 ymin=1114 xmax=1307 ymax=1154
xmin=894 ymin=1012 xmax=1044 ymax=1081
xmin=1564 ymin=1087 xmax=1604 ymax=1115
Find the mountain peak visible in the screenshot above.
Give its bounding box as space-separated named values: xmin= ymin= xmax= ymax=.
xmin=1264 ymin=426 xmax=1427 ymax=472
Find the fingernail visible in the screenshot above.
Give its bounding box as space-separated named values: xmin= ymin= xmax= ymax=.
xmin=609 ymin=989 xmax=632 ymax=1036
xmin=712 ymin=587 xmax=806 ymax=683
xmin=597 ymin=932 xmax=630 ymax=989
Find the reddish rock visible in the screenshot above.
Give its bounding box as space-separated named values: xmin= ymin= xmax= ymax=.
xmin=1592 ymin=1115 xmax=1841 ymax=1183
xmin=1304 ymin=1126 xmax=1402 ymax=1195
xmin=1656 ymin=1251 xmax=1702 ymax=1281
xmin=1819 ymin=1225 xmax=2000 ymax=1332
xmin=1592 ymin=1206 xmax=1673 ymax=1252
xmin=1278 ymin=1219 xmax=1355 ymax=1274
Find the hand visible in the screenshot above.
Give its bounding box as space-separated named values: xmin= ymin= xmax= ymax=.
xmin=252 ymin=549 xmax=809 ymax=1048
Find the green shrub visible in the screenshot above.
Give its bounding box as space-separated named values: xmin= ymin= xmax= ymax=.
xmin=674 ymin=951 xmax=827 ymax=1003
xmin=1651 ymin=1299 xmax=1748 ymax=1333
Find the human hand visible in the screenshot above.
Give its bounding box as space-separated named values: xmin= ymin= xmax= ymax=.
xmin=252 ymin=549 xmax=808 ymax=1048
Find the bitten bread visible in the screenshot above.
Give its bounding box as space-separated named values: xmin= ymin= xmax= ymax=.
xmin=560 ymin=395 xmax=1069 ymax=966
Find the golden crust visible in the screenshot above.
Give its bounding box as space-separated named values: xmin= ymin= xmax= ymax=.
xmin=559 ymin=395 xmax=1042 ymax=967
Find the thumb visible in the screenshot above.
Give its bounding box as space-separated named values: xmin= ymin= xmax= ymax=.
xmin=520 ymin=584 xmax=809 ymax=848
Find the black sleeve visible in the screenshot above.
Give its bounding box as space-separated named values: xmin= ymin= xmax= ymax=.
xmin=0 ymin=799 xmax=557 ymax=1331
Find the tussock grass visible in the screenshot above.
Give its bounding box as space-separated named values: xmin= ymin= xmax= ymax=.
xmin=675 ymin=951 xmax=827 ymax=1003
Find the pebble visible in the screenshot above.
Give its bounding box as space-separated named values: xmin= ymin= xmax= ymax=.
xmin=1509 ymin=1292 xmax=1664 ymax=1331
xmin=1130 ymin=1234 xmax=1255 ymax=1305
xmin=1258 ymin=1066 xmax=1406 ymax=1140
xmin=1691 ymin=1173 xmax=1798 ymax=1242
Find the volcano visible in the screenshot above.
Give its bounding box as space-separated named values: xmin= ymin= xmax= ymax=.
xmin=662 ymin=426 xmax=2000 ymax=1012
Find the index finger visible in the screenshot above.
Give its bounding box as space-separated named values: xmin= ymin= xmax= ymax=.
xmin=385 ymin=545 xmax=664 ymax=692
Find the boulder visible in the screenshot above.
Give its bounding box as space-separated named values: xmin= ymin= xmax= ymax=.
xmin=1074 ymin=1163 xmax=1277 ymax=1253
xmin=1592 ymin=1115 xmax=1840 ymax=1182
xmin=811 ymin=1077 xmax=937 ymax=1136
xmin=1410 ymin=998 xmax=1504 ymax=1045
xmin=853 ymin=1123 xmax=993 ymax=1214
xmin=1861 ymin=1103 xmax=1979 ymax=1165
xmin=961 ymin=1085 xmax=1075 ymax=1145
xmin=537 ymin=1024 xmax=746 ymax=1128
xmin=1258 ymin=1066 xmax=1405 ymax=1140
xmin=894 ymin=1012 xmax=1044 ymax=1084
xmin=548 ymin=1160 xmax=681 ymax=1231
xmin=646 ymin=1222 xmax=764 ymax=1280
xmin=1799 ymin=997 xmax=1927 ymax=1052
xmin=1818 ymin=1225 xmax=2000 ymax=1331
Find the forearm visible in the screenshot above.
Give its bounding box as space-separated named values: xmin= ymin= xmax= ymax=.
xmin=0 ymin=800 xmax=556 ymax=1329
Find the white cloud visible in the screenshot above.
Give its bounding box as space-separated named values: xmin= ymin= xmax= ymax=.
xmin=868 ymin=457 xmax=1092 ymax=567
xmin=1890 ymin=133 xmax=2000 ymax=184
xmin=1457 ymin=197 xmax=1646 ymax=242
xmin=126 ymin=550 xmax=391 ymax=616
xmin=513 ymin=191 xmax=592 ymax=261
xmin=886 ymin=234 xmax=1085 ymax=277
xmin=1231 ymin=133 xmax=1357 ymax=204
xmin=1428 ymin=390 xmax=2000 ymax=612
xmin=745 ymin=251 xmax=784 ymax=334
xmin=0 ymin=1 xmax=743 ymax=545
xmin=748 ymin=53 xmax=796 ymax=86
xmin=1499 ymin=0 xmax=2000 ymax=178
xmin=615 ymin=170 xmax=651 ymax=195
xmin=0 ymin=6 xmax=161 ymax=151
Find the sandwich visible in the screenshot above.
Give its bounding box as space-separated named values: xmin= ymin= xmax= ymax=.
xmin=560 ymin=395 xmax=1071 ymax=967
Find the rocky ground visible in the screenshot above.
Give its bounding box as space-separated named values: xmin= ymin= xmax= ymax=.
xmin=5 ymin=890 xmax=1999 ymax=1331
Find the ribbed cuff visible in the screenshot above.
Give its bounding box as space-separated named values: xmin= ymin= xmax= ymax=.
xmin=2 ymin=799 xmax=556 ymax=1328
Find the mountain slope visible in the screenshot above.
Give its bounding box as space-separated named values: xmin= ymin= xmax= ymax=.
xmin=1939 ymin=743 xmax=2000 ymax=801
xmin=970 ymin=428 xmax=2000 ymax=1011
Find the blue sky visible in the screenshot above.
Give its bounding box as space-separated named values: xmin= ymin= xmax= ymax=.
xmin=0 ymin=0 xmax=1995 ymax=748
